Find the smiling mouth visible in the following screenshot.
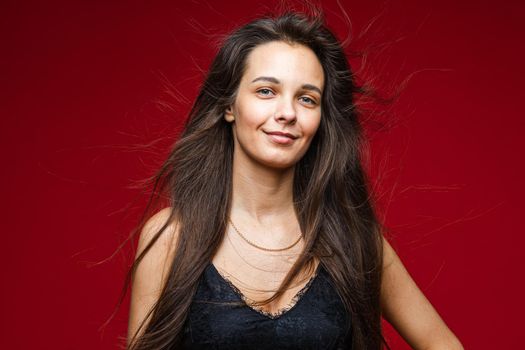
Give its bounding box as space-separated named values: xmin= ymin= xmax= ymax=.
xmin=264 ymin=131 xmax=297 ymax=145
xmin=263 ymin=130 xmax=298 ymax=139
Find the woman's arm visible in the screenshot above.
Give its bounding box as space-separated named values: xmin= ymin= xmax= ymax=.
xmin=381 ymin=236 xmax=464 ymax=350
xmin=127 ymin=208 xmax=179 ymax=347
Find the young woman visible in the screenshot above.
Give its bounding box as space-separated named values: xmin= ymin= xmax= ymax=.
xmin=125 ymin=10 xmax=463 ymax=350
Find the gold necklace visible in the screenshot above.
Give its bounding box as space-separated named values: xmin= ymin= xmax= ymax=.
xmin=228 ymin=217 xmax=302 ymax=252
xmin=225 ymin=231 xmax=295 ymax=273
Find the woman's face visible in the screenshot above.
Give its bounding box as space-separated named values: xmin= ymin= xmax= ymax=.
xmin=225 ymin=41 xmax=324 ymax=170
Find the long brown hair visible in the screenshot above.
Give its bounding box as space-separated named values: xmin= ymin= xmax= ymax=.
xmin=122 ymin=9 xmax=389 ymax=350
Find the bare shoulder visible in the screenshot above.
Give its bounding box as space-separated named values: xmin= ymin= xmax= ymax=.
xmin=128 ymin=207 xmax=181 ymax=345
xmin=136 ymin=207 xmax=180 ymax=259
xmin=132 ymin=206 xmax=181 ymax=298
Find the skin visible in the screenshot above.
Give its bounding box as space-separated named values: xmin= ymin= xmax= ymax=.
xmin=128 ymin=41 xmax=463 ymax=349
xmin=223 ymin=40 xmax=323 ymax=256
xmin=217 ymin=41 xmax=325 ymax=312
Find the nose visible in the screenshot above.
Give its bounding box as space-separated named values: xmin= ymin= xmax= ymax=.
xmin=274 ymin=97 xmax=297 ymax=124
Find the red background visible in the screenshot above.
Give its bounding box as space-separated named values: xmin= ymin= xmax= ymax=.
xmin=2 ymin=0 xmax=523 ymax=349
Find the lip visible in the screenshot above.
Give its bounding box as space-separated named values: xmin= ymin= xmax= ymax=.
xmin=264 ymin=131 xmax=297 ymax=145
xmin=264 ymin=131 xmax=298 ymax=139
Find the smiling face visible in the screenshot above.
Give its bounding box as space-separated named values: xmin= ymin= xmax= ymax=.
xmin=224 ymin=41 xmax=325 ymax=170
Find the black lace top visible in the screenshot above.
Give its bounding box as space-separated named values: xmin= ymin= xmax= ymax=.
xmin=180 ymin=262 xmax=352 ymax=349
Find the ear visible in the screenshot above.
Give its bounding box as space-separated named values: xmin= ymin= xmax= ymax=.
xmin=224 ymin=106 xmax=235 ymax=122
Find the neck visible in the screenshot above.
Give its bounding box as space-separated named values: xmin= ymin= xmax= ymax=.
xmin=230 ymin=152 xmax=297 ymax=228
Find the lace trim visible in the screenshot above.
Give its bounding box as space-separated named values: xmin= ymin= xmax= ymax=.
xmin=212 ymin=263 xmax=321 ymax=319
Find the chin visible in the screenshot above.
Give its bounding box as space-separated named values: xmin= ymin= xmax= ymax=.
xmin=259 ymin=157 xmax=298 ymax=170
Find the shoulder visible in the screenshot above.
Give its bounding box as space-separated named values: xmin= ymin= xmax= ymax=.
xmin=136 ymin=207 xmax=180 ymax=259
xmin=128 ymin=207 xmax=181 ymax=343
xmin=132 ymin=207 xmax=181 ymax=292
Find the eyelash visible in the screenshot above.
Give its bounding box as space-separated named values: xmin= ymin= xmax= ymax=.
xmin=299 ymin=96 xmax=316 ymax=105
xmin=257 ymin=88 xmax=274 ymax=97
xmin=256 ymin=89 xmax=318 ymax=106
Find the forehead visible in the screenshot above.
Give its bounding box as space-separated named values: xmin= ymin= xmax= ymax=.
xmin=242 ymin=41 xmax=325 ymax=89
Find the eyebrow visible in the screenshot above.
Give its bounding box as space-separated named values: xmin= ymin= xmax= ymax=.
xmin=251 ymin=76 xmax=322 ymax=95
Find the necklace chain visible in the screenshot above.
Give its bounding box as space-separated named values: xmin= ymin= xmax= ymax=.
xmin=228 ymin=217 xmax=302 ymax=252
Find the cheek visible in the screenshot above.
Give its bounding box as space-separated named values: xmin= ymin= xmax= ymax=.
xmin=303 ymin=115 xmax=322 ymax=137
xmin=236 ymin=101 xmax=271 ymax=127
xmin=232 ymin=109 xmax=266 ymax=146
